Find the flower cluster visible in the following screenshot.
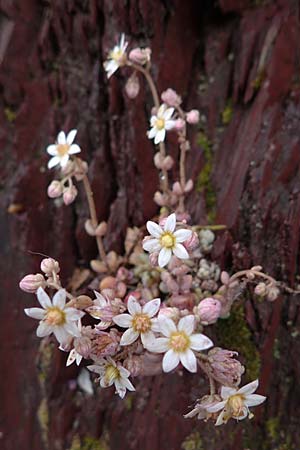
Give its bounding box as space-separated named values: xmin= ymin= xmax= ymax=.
xmin=18 ymin=33 xmax=285 ymax=426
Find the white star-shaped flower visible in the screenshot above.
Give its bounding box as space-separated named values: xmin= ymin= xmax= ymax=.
xmin=88 ymin=357 xmax=135 ymax=399
xmin=113 ymin=295 xmax=161 ymax=347
xmin=47 ymin=129 xmax=81 ymax=169
xmin=206 ymin=379 xmax=266 ymax=425
xmin=103 ymin=33 xmax=128 ymax=78
xmin=24 ymin=287 xmax=84 ymax=346
xmin=146 ymin=315 xmax=213 ymax=373
xmin=143 ymin=213 xmax=192 ymax=268
xmin=147 ymin=104 xmax=176 ymax=144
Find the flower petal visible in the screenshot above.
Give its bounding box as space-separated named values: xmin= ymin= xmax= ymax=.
xmin=143 ymin=238 xmax=161 ymax=253
xmin=147 ymin=127 xmax=157 ymax=139
xmin=180 ymin=349 xmax=197 ymax=373
xmin=60 ymin=154 xmax=69 ymax=167
xmin=162 ymin=349 xmax=179 ymax=372
xmin=37 ymin=287 xmax=52 ymax=309
xmin=178 ymin=315 xmax=194 ymax=335
xmin=143 ymin=298 xmax=161 ymax=318
xmin=189 ymin=333 xmax=214 ymax=351
xmin=244 ymin=394 xmax=266 ymax=407
xmin=36 ymin=322 xmax=52 ymax=337
xmin=114 ymin=380 xmax=126 ymax=398
xmin=165 ymin=119 xmax=176 ymax=130
xmin=66 ymin=348 xmax=77 ymax=366
xmin=163 ymin=107 xmax=174 ymax=120
xmin=46 ymin=144 xmax=58 ymax=156
xmin=158 ymin=316 xmax=176 ymax=337
xmin=206 ymin=401 xmax=226 ymax=413
xmin=173 ymin=243 xmax=189 ymax=259
xmin=53 ymin=326 xmax=70 ymax=344
xmin=237 ymin=379 xmax=259 ymax=396
xmin=121 ymin=377 xmax=135 ymax=392
xmin=113 ymin=313 xmax=132 ymax=328
xmin=220 ymin=386 xmax=237 ymax=400
xmin=69 ymin=144 xmax=81 ymax=154
xmin=57 ymin=131 xmax=66 ymax=144
xmin=158 ymin=247 xmax=172 ymax=267
xmin=48 ymin=156 xmax=60 ymax=169
xmin=52 ymin=289 xmax=66 ymax=308
xmin=87 ymin=364 xmax=103 ymax=375
xmin=145 ymin=337 xmax=169 ymax=353
xmin=64 ymin=308 xmax=85 ymax=321
xmin=64 ymin=322 xmax=81 ymax=337
xmin=120 ymin=328 xmax=139 ymax=346
xmin=164 ymin=213 xmax=176 ymax=232
xmin=24 ymin=307 xmax=46 ymax=320
xmin=154 ymin=129 xmax=165 ymax=144
xmin=215 ymin=409 xmax=228 ymax=426
xmin=127 ymin=296 xmax=141 ymax=315
xmin=174 ymin=229 xmax=192 ymax=243
xmin=146 ymin=221 xmax=163 ymax=238
xmin=66 ymin=129 xmax=77 ymax=145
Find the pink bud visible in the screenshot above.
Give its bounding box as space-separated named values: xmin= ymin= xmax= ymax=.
xmin=172 ymin=181 xmax=183 ymax=195
xmin=266 ymin=285 xmax=280 ymax=302
xmin=129 ymin=47 xmax=151 ymax=65
xmin=154 ymin=152 xmax=164 ymax=169
xmin=40 ymin=258 xmax=60 ymax=275
xmin=149 ymin=252 xmax=159 ymax=266
xmin=184 ymin=179 xmax=194 ymax=193
xmin=19 ymin=274 xmax=46 ymax=293
xmin=161 ymin=155 xmax=174 ymax=171
xmin=47 ymin=180 xmax=62 ymax=198
xmin=84 ymin=219 xmax=96 ymax=236
xmin=63 ymin=185 xmax=78 ymax=205
xmin=161 ymin=88 xmax=182 ymax=107
xmin=95 ymin=221 xmax=107 ymax=237
xmin=74 ymin=336 xmax=92 ymax=358
xmin=186 ymin=109 xmax=200 ymax=124
xmin=220 ymin=271 xmax=230 ymax=285
xmin=125 ymin=72 xmax=140 ymax=99
xmin=197 ymin=297 xmax=221 ymax=324
xmin=174 ymin=118 xmax=185 ymax=131
xmin=154 ymin=191 xmax=167 ymax=206
xmin=254 ymin=282 xmax=267 ymax=296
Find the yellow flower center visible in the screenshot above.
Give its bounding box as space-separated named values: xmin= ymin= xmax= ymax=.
xmin=155 ymin=118 xmax=165 ymax=130
xmin=45 ymin=307 xmax=66 ymax=326
xmin=227 ymin=394 xmax=245 ymax=417
xmin=160 ymin=232 xmax=175 ymax=249
xmin=56 ymin=143 xmax=70 ymax=157
xmin=169 ymin=331 xmax=190 ymax=352
xmin=131 ymin=313 xmax=151 ymax=333
xmin=110 ymin=49 xmax=125 ymax=63
xmin=105 ymin=364 xmax=120 ymax=384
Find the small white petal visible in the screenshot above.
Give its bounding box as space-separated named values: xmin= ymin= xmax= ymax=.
xmin=173 ymin=243 xmax=189 ymax=259
xmin=244 ymin=394 xmax=266 ymax=407
xmin=127 ymin=296 xmax=141 ymax=315
xmin=52 ymin=289 xmax=66 ymax=308
xmin=114 ymin=380 xmax=126 ymax=398
xmin=120 ymin=328 xmax=139 ymax=346
xmin=154 ymin=129 xmax=165 ymax=144
xmin=178 ymin=315 xmax=194 ymax=335
xmin=87 ymin=364 xmax=103 ymax=375
xmin=221 ymin=386 xmax=237 ymax=400
xmin=158 ymin=247 xmax=172 ymax=267
xmin=142 ymin=298 xmax=161 ymax=318
xmin=146 ymin=221 xmax=163 ymax=238
xmin=69 ymin=144 xmax=81 ymax=154
xmin=237 ymin=379 xmax=259 ymax=396
xmin=165 ymin=119 xmax=176 ymax=130
xmin=206 ymin=401 xmax=226 ymax=413
xmin=180 ymin=349 xmax=197 ymax=373
xmin=66 ymin=349 xmax=77 ymax=366
xmin=77 ymin=368 xmax=93 ymax=395
xmin=48 ymin=156 xmax=60 ymax=169
xmin=121 ymin=377 xmax=135 ymax=392
xmin=147 ymin=127 xmax=157 ymax=139
xmin=64 ymin=322 xmax=81 ymax=337
xmin=76 ymin=353 xmax=83 ymax=366
xmin=24 ymin=307 xmax=46 ymax=320
xmin=162 ymin=349 xmax=180 ymax=372
xmin=164 ymin=213 xmax=176 ymax=232
xmin=143 ymin=238 xmax=161 ymax=253
xmin=141 ymin=331 xmax=155 ymax=347
xmin=163 ymin=107 xmax=174 ymax=120
xmin=215 ymin=409 xmax=227 ymax=426
xmin=189 ymin=333 xmax=214 ymax=351
xmin=158 ymin=316 xmax=176 ymax=337
xmin=53 ymin=326 xmax=70 ymax=344
xmin=60 ymin=154 xmax=69 ymax=167
xmin=66 ymin=129 xmax=77 ymax=145
xmin=37 ymin=287 xmax=52 ymax=309
xmin=46 ymin=144 xmax=58 ymax=156
xmin=64 ymin=308 xmax=85 ymax=321
xmin=119 ymin=366 xmax=131 ymax=378
xmin=151 ymin=317 xmax=161 ymax=332
xmin=94 ymin=291 xmax=108 ymax=307
xmin=36 ymin=322 xmax=52 ymax=337
xmin=174 ymin=229 xmax=192 ymax=243
xmin=145 ymin=337 xmax=169 ymax=353
xmin=157 ymin=104 xmax=166 ymax=116
xmin=236 ymin=407 xmax=248 ymax=421
xmin=57 ymin=131 xmax=66 ymax=144
xmin=113 ymin=313 xmax=132 ymax=328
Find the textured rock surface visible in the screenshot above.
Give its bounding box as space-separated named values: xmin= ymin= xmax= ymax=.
xmin=1 ymin=0 xmax=300 ymax=449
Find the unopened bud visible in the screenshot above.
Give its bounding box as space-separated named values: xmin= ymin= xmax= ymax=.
xmin=47 ymin=180 xmax=62 ymax=198
xmin=125 ymin=72 xmax=140 ymax=99
xmin=95 ymin=221 xmax=107 ymax=237
xmin=154 ymin=152 xmax=164 ymax=169
xmin=184 ymin=179 xmax=194 ymax=193
xmin=266 ymin=285 xmax=280 ymax=302
xmin=129 ymin=47 xmax=151 ymax=65
xmin=154 ymin=191 xmax=167 ymax=206
xmin=221 ymin=271 xmax=230 ymax=285
xmin=161 ymin=156 xmax=174 ymax=171
xmin=186 ymin=109 xmax=200 ymax=124
xmin=254 ymin=282 xmax=267 ymax=297
xmin=174 ymin=118 xmax=185 ymax=131
xmin=100 ymin=276 xmax=117 ymax=291
xmin=161 ymin=88 xmax=182 ymax=107
xmin=40 ymin=258 xmax=60 ymax=275
xmin=172 ymin=181 xmax=183 ymax=195
xmin=85 ymin=219 xmax=96 ymax=236
xmin=197 ymin=297 xmax=221 ymax=325
xmin=90 ymin=259 xmax=107 ymax=273
xmin=63 ymin=185 xmax=78 ymax=205
xmin=75 ymin=295 xmax=94 ymax=309
xmin=19 ymin=274 xmax=46 ymax=293
xmin=183 ymin=231 xmax=199 ymax=251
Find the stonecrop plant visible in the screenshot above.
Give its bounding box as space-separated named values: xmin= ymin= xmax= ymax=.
xmin=20 ymin=33 xmax=285 ymax=426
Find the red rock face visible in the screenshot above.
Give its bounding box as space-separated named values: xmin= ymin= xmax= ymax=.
xmin=1 ymin=0 xmax=300 ymax=449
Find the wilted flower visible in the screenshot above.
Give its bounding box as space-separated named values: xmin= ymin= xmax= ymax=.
xmin=205 ymin=348 xmax=245 ymax=387
xmin=47 ymin=130 xmax=81 ymax=169
xmin=147 ymin=104 xmax=176 ymax=144
xmin=89 ymin=329 xmax=120 ymax=359
xmin=184 ymin=394 xmax=222 ymax=420
xmin=87 ymin=291 xmax=126 ymax=329
xmin=104 ymin=33 xmax=128 ymax=78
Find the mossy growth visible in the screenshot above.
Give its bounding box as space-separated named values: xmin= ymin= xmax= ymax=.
xmin=4 ymin=107 xmax=17 ymax=122
xmin=196 ymin=132 xmax=217 ymax=224
xmin=69 ymin=434 xmax=110 ymax=450
xmin=216 ymin=303 xmax=261 ymax=381
xmin=221 ymin=99 xmax=233 ymax=125
xmin=181 ymin=431 xmax=203 ymax=450
xmin=37 ymin=398 xmax=49 ymax=445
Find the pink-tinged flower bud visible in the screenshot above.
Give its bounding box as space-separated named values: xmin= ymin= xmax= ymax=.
xmin=125 ymin=72 xmax=140 ymax=99
xmin=154 ymin=152 xmax=164 ymax=169
xmin=149 ymin=252 xmax=159 ymax=266
xmin=84 ymin=219 xmax=96 ymax=236
xmin=161 ymin=155 xmax=174 ymax=171
xmin=90 ymin=330 xmax=120 ymax=359
xmin=63 ymin=185 xmax=78 ymax=205
xmin=47 ymin=180 xmax=62 ymax=198
xmin=154 ymin=191 xmax=167 ymax=206
xmin=116 ymin=267 xmax=130 ymax=281
xmin=100 ymin=276 xmax=117 ymax=291
xmin=266 ymin=285 xmax=280 ymax=302
xmin=95 ymin=221 xmax=107 ymax=237
xmin=124 ymin=355 xmax=143 ymax=376
xmin=172 ymin=181 xmax=183 ymax=195
xmin=40 ymin=258 xmax=60 ymax=275
xmin=174 ymin=118 xmax=185 ymax=131
xmin=206 ymin=348 xmax=245 ymax=387
xmin=186 ymin=109 xmax=200 ymax=124
xmin=116 ymin=281 xmax=127 ymax=298
xmin=221 ymin=271 xmax=230 ymax=285
xmin=184 ymin=179 xmax=194 ymax=193
xmin=254 ymin=282 xmax=267 ymax=296
xmin=129 ymin=47 xmax=151 ymax=65
xmin=197 ymin=297 xmax=221 ymax=324
xmin=170 ymin=293 xmax=194 ymax=310
xmin=19 ymin=273 xmax=46 ymax=293
xmin=183 ymin=231 xmax=199 ymax=251
xmin=74 ymin=336 xmax=92 ymax=358
xmin=161 ymin=88 xmax=182 ymax=107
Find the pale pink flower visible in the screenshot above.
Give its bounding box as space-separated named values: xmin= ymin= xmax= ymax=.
xmin=186 ymin=109 xmax=200 ymax=124
xmin=147 ymin=104 xmax=176 ymax=144
xmin=146 ymin=315 xmax=213 ymax=373
xmin=113 ymin=295 xmax=161 ymax=347
xmin=207 ymin=379 xmax=266 ymax=426
xmin=47 ymin=130 xmax=81 ymax=169
xmin=161 ymin=88 xmax=182 ymax=107
xmin=88 ymin=357 xmax=135 ymax=398
xmin=86 ymin=291 xmax=125 ymax=329
xmin=143 ymin=213 xmax=192 ymax=268
xmin=24 ymin=288 xmax=84 ymax=346
xmin=104 ymin=34 xmax=128 ymax=78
